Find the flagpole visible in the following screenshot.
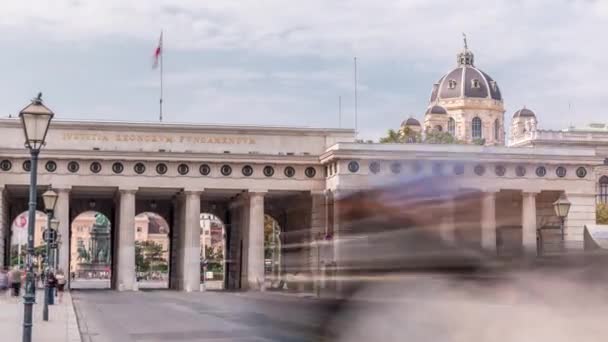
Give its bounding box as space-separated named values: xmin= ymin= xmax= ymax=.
xmin=159 ymin=30 xmax=164 ymax=122
xmin=354 ymin=56 xmax=358 ymax=137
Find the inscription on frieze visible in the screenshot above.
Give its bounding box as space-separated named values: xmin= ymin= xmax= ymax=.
xmin=62 ymin=132 xmax=256 ymax=145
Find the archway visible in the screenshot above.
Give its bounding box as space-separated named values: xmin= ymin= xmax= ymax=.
xmin=70 ymin=211 xmax=112 ymax=289
xmin=134 ymin=212 xmax=170 ymax=289
xmin=200 ymin=213 xmax=226 ymax=290
xmin=264 ymin=215 xmax=282 ymax=285
xmin=10 ymin=210 xmax=47 ymax=276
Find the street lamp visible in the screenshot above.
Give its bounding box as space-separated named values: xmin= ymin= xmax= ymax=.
xmin=553 ymin=193 xmax=572 ymax=243
xmin=19 ymin=93 xmax=54 ymax=342
xmin=42 ymin=188 xmax=58 ymax=321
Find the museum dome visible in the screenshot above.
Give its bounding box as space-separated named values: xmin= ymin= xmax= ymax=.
xmin=401 ymin=117 xmax=421 ymax=127
xmin=513 ymin=107 xmax=536 ymax=118
xmin=425 ymin=105 xmax=447 ymax=115
xmin=429 ymin=39 xmax=502 ymax=103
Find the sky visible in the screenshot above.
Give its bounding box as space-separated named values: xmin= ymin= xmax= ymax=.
xmin=0 ymin=0 xmax=606 ymax=141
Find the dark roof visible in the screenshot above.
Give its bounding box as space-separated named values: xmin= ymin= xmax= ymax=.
xmin=146 ymin=214 xmax=169 ymax=234
xmin=513 ymin=108 xmax=536 ymax=118
xmin=425 ymin=105 xmax=448 ymax=115
xmin=432 ymin=66 xmax=502 ymax=102
xmin=402 ymin=117 xmax=421 ymax=126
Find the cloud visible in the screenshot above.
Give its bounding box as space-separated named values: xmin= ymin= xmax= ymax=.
xmin=0 ymin=0 xmax=606 ymax=140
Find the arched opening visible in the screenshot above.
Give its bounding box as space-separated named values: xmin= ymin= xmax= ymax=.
xmin=599 ymin=176 xmax=608 ymax=203
xmin=200 ymin=213 xmax=226 ymax=290
xmin=433 ymin=125 xmax=443 ymax=132
xmin=447 ymin=118 xmax=455 ymax=136
xmin=472 ymin=117 xmax=482 ymax=139
xmin=10 ymin=211 xmax=47 ymax=276
xmin=134 ymin=212 xmax=170 ymax=289
xmin=70 ymin=211 xmax=112 ymax=289
xmin=264 ymin=215 xmax=282 ymax=286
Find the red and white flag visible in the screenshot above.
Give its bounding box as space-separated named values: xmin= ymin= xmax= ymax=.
xmin=153 ymin=32 xmax=163 ymax=69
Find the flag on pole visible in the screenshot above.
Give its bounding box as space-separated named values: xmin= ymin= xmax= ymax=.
xmin=153 ymin=32 xmax=163 ymax=69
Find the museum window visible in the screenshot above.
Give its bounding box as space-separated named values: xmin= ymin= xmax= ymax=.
xmin=68 ymin=161 xmax=80 ymax=173
xmin=536 ymin=166 xmax=546 ymax=177
xmin=177 ymin=163 xmax=189 ymax=175
xmin=0 ymin=159 xmax=11 ymax=171
xmin=495 ymin=165 xmax=506 ymax=176
xmin=45 ymin=161 xmax=57 ymax=172
xmin=599 ymin=176 xmax=608 ymax=203
xmin=134 ymin=162 xmax=146 ymax=174
xmin=472 ymin=117 xmax=482 ymax=139
xmin=199 ymin=164 xmax=211 ymax=176
xmin=263 ymin=166 xmax=275 ymax=177
xmin=90 ymin=161 xmax=102 ymax=174
xmin=471 ymin=79 xmax=480 ymax=88
xmin=434 ymin=125 xmax=443 ymax=132
xmin=242 ymin=165 xmax=254 ymax=177
xmin=369 ymin=161 xmax=381 ymax=174
xmin=284 ymin=166 xmax=296 ymax=178
xmin=494 ymin=119 xmax=500 ymax=141
xmin=220 ymin=165 xmax=232 ymax=176
xmin=348 ymin=161 xmax=360 ymax=173
xmin=305 ymin=167 xmax=316 ymax=178
xmin=112 ymin=162 xmax=124 ymax=174
xmin=576 ymin=167 xmax=587 ymax=178
xmin=448 ymin=79 xmax=457 ymax=89
xmin=447 ymin=118 xmax=455 ymax=136
xmin=156 ymin=163 xmax=168 ymax=175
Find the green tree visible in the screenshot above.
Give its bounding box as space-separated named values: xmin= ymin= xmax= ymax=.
xmin=10 ymin=244 xmax=27 ymax=267
xmin=597 ymin=203 xmax=608 ymax=224
xmin=135 ymin=241 xmax=149 ymax=273
xmin=423 ymin=130 xmax=461 ymax=144
xmin=135 ymin=240 xmax=167 ymax=273
xmin=379 ymin=129 xmax=403 ymax=143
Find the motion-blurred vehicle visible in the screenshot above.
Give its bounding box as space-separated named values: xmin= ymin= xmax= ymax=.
xmin=314 ymin=175 xmax=608 ymax=341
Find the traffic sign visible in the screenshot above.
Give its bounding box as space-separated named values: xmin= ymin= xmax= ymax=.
xmin=43 ymin=229 xmax=57 ymax=243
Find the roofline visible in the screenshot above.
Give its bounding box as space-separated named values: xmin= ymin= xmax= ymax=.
xmin=0 ymin=117 xmax=355 ymax=136
xmin=320 ymin=142 xmax=602 ymax=164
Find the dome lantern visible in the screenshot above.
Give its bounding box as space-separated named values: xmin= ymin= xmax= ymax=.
xmin=457 ymin=33 xmax=475 ymax=66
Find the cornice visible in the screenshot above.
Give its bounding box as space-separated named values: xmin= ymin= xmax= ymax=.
xmin=320 ymin=143 xmax=603 ymax=165
xmin=0 ymin=118 xmax=355 ymax=137
xmin=0 ymin=148 xmax=321 ymax=164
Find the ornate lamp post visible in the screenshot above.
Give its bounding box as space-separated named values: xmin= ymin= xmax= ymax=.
xmin=42 ymin=188 xmax=58 ymax=321
xmin=553 ymin=193 xmax=572 ymax=243
xmin=19 ymin=93 xmax=54 ymax=342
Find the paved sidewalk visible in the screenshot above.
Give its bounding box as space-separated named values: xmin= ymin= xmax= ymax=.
xmin=0 ymin=290 xmax=81 ymax=342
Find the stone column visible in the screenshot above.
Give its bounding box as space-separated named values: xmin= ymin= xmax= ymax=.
xmin=55 ymin=187 xmax=71 ymax=279
xmin=117 ymin=189 xmax=136 ymax=291
xmin=331 ymin=189 xmax=344 ymax=296
xmin=481 ymin=191 xmax=497 ymax=253
xmin=0 ymin=185 xmax=5 ymax=267
xmin=310 ymin=191 xmax=327 ymax=295
xmin=181 ymin=190 xmax=201 ymax=292
xmin=246 ymin=191 xmax=265 ymax=290
xmin=522 ymin=191 xmax=538 ymax=256
xmin=170 ymin=195 xmax=184 ymax=290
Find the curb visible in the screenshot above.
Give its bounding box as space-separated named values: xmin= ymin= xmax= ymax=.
xmin=66 ymin=292 xmax=83 ymax=342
